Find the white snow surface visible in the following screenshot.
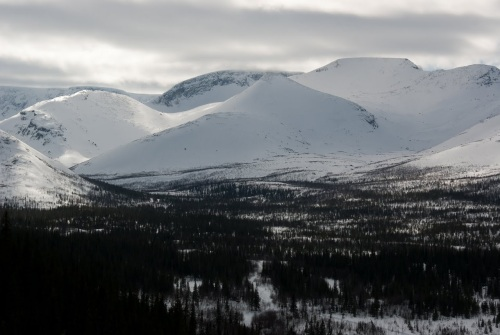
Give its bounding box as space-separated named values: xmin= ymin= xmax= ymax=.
xmin=409 ymin=113 xmax=500 ymax=176
xmin=292 ymin=57 xmax=500 ymax=152
xmin=0 ymin=90 xmax=219 ymax=166
xmin=74 ymin=75 xmax=406 ymax=185
xmin=0 ymin=130 xmax=94 ymax=208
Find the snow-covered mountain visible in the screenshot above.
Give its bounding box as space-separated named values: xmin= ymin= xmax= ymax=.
xmin=3 ymin=57 xmax=500 ymax=198
xmin=74 ymin=75 xmax=407 ymax=190
xmin=73 ymin=58 xmax=500 ymax=189
xmin=0 ymin=86 xmax=155 ymax=121
xmin=0 ymin=130 xmax=95 ymax=208
xmin=149 ymin=70 xmax=299 ymax=113
xmin=0 ymin=90 xmax=218 ymax=167
xmin=292 ymin=58 xmax=500 ymax=151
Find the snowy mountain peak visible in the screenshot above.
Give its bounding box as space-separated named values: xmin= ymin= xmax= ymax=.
xmin=292 ymin=58 xmax=425 ymax=102
xmin=0 ymin=86 xmax=156 ymax=121
xmin=315 ymin=57 xmax=421 ymax=73
xmin=476 ymin=66 xmax=500 ymax=86
xmin=453 ymin=64 xmax=500 ymax=87
xmin=225 ymin=74 xmax=378 ymax=129
xmin=149 ymin=70 xmax=299 ymax=113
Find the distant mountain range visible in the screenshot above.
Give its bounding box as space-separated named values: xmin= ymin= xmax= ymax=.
xmin=1 ymin=59 xmax=499 ymax=204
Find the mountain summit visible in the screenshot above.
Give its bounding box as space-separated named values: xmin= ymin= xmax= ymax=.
xmin=149 ymin=70 xmax=299 ymax=113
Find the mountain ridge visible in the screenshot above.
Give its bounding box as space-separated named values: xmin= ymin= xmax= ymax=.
xmin=0 ymin=129 xmax=95 ymax=208
xmin=292 ymin=58 xmax=500 ymax=152
xmin=149 ymin=70 xmax=300 ymax=113
xmin=0 ymin=85 xmax=156 ymax=121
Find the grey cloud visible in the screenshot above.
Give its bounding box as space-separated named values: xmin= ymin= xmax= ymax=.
xmin=0 ymin=1 xmax=499 ymax=91
xmin=0 ymin=57 xmax=68 ymax=84
xmin=115 ymin=79 xmax=168 ymax=94
xmin=0 ymin=57 xmax=165 ymax=92
xmin=0 ymin=57 xmax=66 ymax=77
xmin=1 ymin=2 xmax=495 ymax=52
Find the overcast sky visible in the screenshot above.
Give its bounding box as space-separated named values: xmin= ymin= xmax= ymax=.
xmin=1 ymin=0 xmax=499 ymax=93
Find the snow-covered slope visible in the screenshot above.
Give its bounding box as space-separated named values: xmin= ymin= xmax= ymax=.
xmin=0 ymin=90 xmax=218 ymax=166
xmin=292 ymin=58 xmax=500 ymax=151
xmin=0 ymin=130 xmax=94 ymax=208
xmin=149 ymin=70 xmax=298 ymax=113
xmin=0 ymin=86 xmax=156 ymax=121
xmin=408 ymin=114 xmax=500 ymax=176
xmin=74 ymin=75 xmax=406 ymax=189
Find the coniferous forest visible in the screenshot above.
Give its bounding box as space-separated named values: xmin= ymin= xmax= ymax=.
xmin=1 ymin=169 xmax=500 ymax=334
